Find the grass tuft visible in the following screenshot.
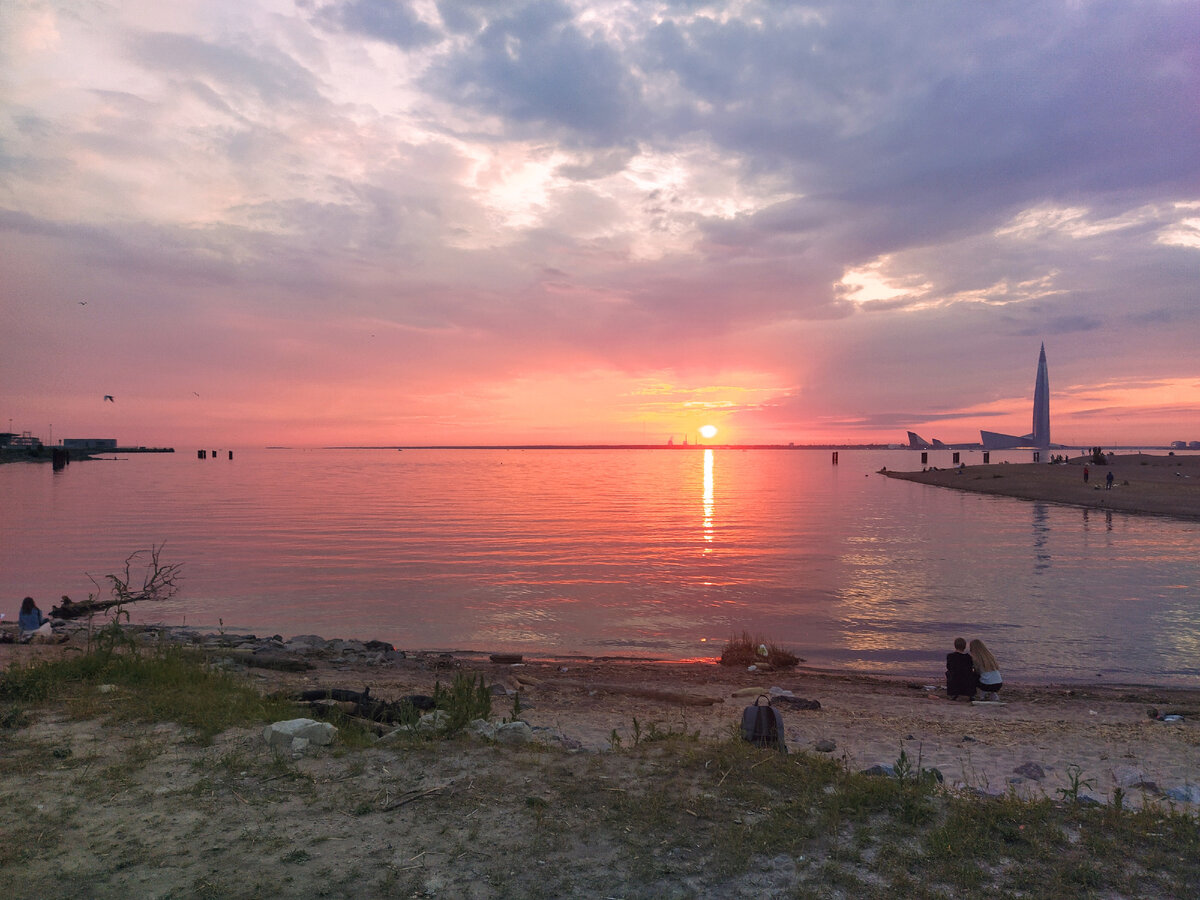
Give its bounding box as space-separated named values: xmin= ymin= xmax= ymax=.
xmin=719 ymin=631 xmax=802 ymax=669
xmin=0 ymin=644 xmax=299 ymax=742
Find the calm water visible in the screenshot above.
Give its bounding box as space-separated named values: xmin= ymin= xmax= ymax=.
xmin=2 ymin=448 xmax=1198 ymax=686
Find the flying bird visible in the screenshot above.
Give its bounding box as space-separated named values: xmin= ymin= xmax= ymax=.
xmin=103 ymin=395 xmax=114 ymax=402
xmin=79 ymin=301 xmax=87 ymax=306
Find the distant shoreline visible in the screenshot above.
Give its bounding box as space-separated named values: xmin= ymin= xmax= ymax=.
xmin=883 ymin=452 xmax=1200 ymax=520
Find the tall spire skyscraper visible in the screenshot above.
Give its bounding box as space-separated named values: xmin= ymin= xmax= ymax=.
xmin=1031 ymin=343 xmax=1050 ymax=449
xmin=979 ymin=343 xmax=1053 ymax=450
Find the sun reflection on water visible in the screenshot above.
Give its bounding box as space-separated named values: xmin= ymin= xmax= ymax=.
xmin=702 ymin=448 xmax=714 ymax=551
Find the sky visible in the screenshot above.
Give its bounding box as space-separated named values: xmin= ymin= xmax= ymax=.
xmin=2 ymin=0 xmax=1198 ymax=448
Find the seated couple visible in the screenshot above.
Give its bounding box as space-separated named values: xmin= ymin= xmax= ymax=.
xmin=946 ymin=637 xmax=1003 ymax=701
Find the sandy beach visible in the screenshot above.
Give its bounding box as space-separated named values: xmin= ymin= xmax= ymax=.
xmin=882 ymin=452 xmax=1200 ymax=520
xmin=3 ymin=631 xmax=1200 ymax=898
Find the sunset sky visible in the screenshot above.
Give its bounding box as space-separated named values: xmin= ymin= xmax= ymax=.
xmin=2 ymin=0 xmax=1197 ymax=448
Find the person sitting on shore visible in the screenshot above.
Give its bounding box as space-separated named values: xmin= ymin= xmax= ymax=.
xmin=969 ymin=638 xmax=1003 ymax=701
xmin=945 ymin=637 xmax=975 ymax=700
xmin=18 ymin=596 xmax=52 ymax=641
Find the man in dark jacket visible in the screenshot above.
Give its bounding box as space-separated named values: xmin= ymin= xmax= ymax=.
xmin=946 ymin=637 xmax=975 ymax=700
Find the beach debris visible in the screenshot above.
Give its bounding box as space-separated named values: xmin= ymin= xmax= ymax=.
xmin=747 ymin=665 xmax=757 ymax=672
xmin=1147 ymin=707 xmax=1191 ymax=721
xmin=730 ymin=687 xmax=766 ymax=698
xmin=769 ymin=696 xmax=821 ymax=711
xmin=1013 ymin=762 xmax=1046 ymax=781
xmin=814 ymin=739 xmax=836 ymax=753
xmin=489 ymin=653 xmax=523 ymax=664
xmin=768 ymin=686 xmax=794 ymax=696
xmin=263 ymin=718 xmax=336 ymax=755
xmin=512 ymin=672 xmax=543 ymax=687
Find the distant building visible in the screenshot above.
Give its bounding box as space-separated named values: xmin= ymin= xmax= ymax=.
xmin=980 ymin=343 xmax=1052 ymax=451
xmin=1190 ymin=442 xmax=1200 ymax=450
xmin=1171 ymin=441 xmax=1188 ymax=450
xmin=62 ymin=438 xmax=118 ymax=450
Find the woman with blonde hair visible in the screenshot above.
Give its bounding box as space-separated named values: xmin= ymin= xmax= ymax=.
xmin=969 ymin=639 xmax=1003 ymax=701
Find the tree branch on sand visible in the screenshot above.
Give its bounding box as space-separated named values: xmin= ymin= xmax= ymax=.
xmin=51 ymin=544 xmax=183 ymax=620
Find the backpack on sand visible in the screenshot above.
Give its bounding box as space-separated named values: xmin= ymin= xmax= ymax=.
xmin=741 ymin=695 xmax=787 ymax=753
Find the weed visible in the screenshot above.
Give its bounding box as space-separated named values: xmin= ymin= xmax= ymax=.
xmin=1056 ymin=764 xmax=1097 ymax=803
xmin=432 ymin=671 xmax=492 ymax=734
xmin=718 ymin=631 xmax=802 ymax=669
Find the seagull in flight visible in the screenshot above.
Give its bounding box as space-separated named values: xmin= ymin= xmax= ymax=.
xmin=79 ymin=301 xmax=87 ymax=306
xmin=103 ymin=395 xmax=114 ymax=402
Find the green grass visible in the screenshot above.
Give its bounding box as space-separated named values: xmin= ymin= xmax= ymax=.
xmin=3 ymin=648 xmax=1197 ymax=897
xmin=0 ymin=644 xmax=299 ymax=742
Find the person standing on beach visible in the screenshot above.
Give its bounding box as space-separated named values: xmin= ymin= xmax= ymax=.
xmin=945 ymin=637 xmax=975 ymax=700
xmin=1083 ymin=466 xmax=1089 ymax=484
xmin=969 ymin=639 xmax=1003 ymax=701
xmin=1106 ymin=470 xmax=1114 ymax=490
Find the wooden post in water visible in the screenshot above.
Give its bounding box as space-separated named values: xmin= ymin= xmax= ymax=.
xmin=952 ymin=452 xmax=960 ymax=464
xmin=228 ymin=450 xmax=233 ymax=460
xmin=831 ymin=451 xmax=839 ymax=465
xmin=921 ymin=452 xmax=928 ymax=465
xmin=983 ymin=451 xmax=990 ymax=464
xmin=197 ymin=450 xmax=206 ymax=459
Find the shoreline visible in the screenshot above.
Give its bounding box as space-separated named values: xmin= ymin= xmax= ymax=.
xmin=882 ymin=451 xmax=1200 ymax=520
xmin=4 ymin=624 xmax=1199 ymax=811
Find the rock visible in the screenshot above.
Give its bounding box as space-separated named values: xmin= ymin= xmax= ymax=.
xmin=814 ymin=739 xmax=836 ymax=753
xmin=291 ymin=736 xmax=310 ymax=757
xmin=286 ymin=635 xmax=329 ymax=651
xmin=1014 ymin=762 xmax=1046 ymax=780
xmin=961 ymin=735 xmax=977 ymax=743
xmin=467 ymin=719 xmax=496 ymax=740
xmin=1111 ymin=765 xmax=1152 ymax=789
xmin=1163 ymin=785 xmax=1200 ymax=804
xmin=861 ymin=764 xmax=895 ymax=778
xmin=97 ymin=683 xmax=117 ymax=694
xmin=263 ymin=718 xmax=337 ymax=753
xmin=489 ymin=683 xmax=512 ymax=696
xmin=416 ymin=710 xmax=451 ymax=734
xmin=494 ymin=721 xmax=534 ymax=745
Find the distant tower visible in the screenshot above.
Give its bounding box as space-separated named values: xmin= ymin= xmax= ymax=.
xmin=1031 ymin=343 xmax=1050 ymax=449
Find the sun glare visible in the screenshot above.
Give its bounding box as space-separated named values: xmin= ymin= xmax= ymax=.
xmin=699 ymin=424 xmax=718 ymax=439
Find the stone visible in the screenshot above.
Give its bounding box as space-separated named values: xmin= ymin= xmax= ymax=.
xmin=416 ymin=710 xmax=450 ymax=734
xmin=286 ymin=634 xmax=329 ymax=651
xmin=1111 ymin=765 xmax=1152 ymax=789
xmin=814 ymin=739 xmax=837 ymax=753
xmin=1163 ymin=785 xmax=1200 ymax=804
xmin=291 ymin=736 xmax=310 ymax=757
xmin=467 ymin=719 xmax=497 ymax=740
xmin=263 ymin=718 xmax=337 ymax=750
xmin=494 ymin=721 xmax=534 ymax=745
xmin=1014 ymin=762 xmax=1046 ymax=780
xmin=861 ymin=764 xmax=895 ymax=778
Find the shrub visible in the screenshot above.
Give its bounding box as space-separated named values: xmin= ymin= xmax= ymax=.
xmin=719 ymin=631 xmax=802 ymax=669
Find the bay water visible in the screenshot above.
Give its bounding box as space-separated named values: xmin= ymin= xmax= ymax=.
xmin=2 ymin=448 xmax=1197 ymax=686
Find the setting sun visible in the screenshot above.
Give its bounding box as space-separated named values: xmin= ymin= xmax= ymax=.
xmin=699 ymin=424 xmax=719 ymax=439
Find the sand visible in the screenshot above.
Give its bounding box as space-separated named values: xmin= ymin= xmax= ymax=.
xmin=3 ymin=639 xmax=1198 ymax=898
xmin=882 ymin=452 xmax=1200 ymax=520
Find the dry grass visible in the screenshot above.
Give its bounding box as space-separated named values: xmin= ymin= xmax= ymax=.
xmin=718 ymin=631 xmax=801 ymax=669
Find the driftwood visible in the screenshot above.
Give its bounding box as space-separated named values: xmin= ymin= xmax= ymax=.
xmin=541 ymin=679 xmax=720 ymax=707
xmin=295 ymin=687 xmax=435 ymax=723
xmin=49 ymin=595 xmax=118 ymax=620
